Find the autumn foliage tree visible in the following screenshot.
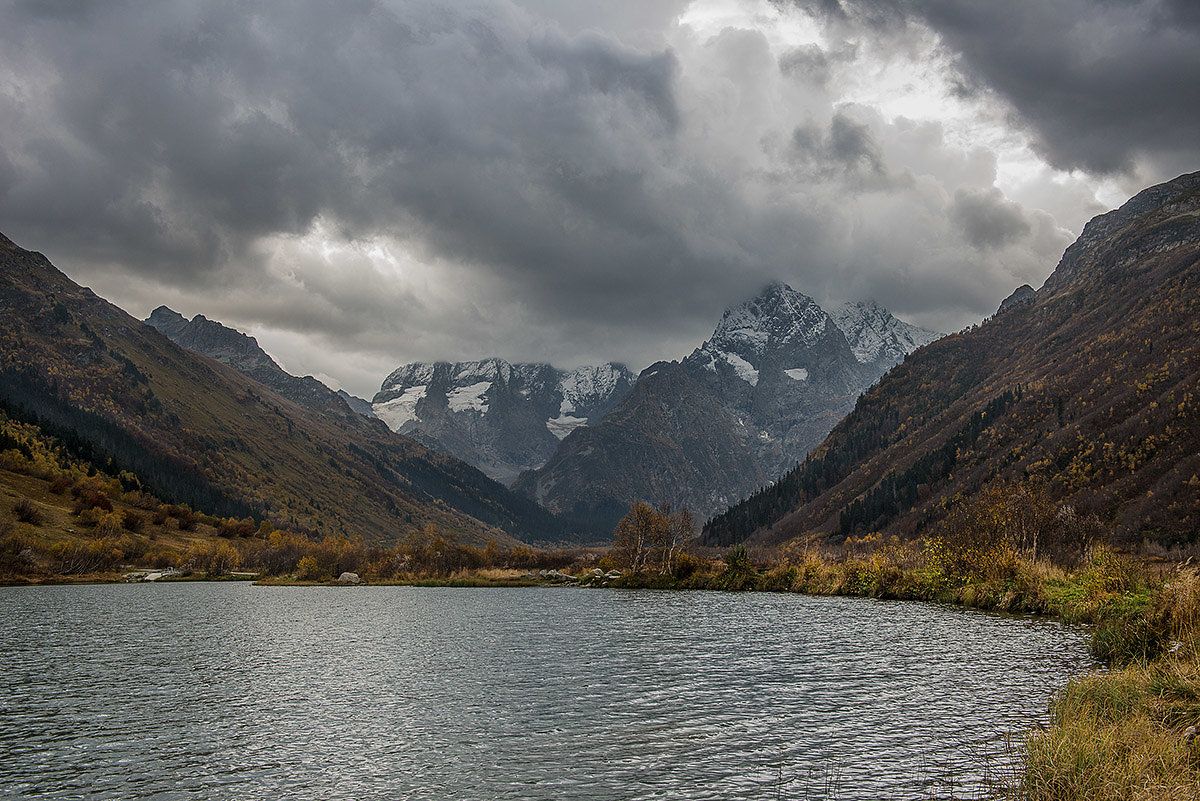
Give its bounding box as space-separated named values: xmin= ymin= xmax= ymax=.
xmin=611 ymin=502 xmax=695 ymax=575
xmin=929 ymin=483 xmax=1104 ymax=580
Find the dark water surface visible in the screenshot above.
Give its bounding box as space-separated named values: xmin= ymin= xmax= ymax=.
xmin=0 ymin=583 xmax=1093 ymax=800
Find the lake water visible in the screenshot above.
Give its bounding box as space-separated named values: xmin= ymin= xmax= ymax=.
xmin=0 ymin=583 xmax=1094 ymax=800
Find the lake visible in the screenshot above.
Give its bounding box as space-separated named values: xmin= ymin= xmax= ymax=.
xmin=0 ymin=583 xmax=1094 ymax=800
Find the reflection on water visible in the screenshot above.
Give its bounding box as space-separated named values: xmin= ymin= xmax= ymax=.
xmin=0 ymin=584 xmax=1093 ymax=799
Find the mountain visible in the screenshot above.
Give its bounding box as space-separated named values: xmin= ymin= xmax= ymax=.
xmin=703 ymin=171 xmax=1200 ymax=549
xmin=146 ymin=307 xmax=375 ymax=421
xmin=514 ymin=283 xmax=941 ymax=533
xmin=0 ymin=233 xmax=562 ymax=546
xmin=146 ymin=306 xmax=358 ymax=419
xmin=371 ymin=359 xmax=635 ymax=484
xmin=831 ymin=300 xmax=943 ymax=371
xmin=996 ymin=284 xmax=1036 ymax=315
xmin=336 ymin=390 xmax=377 ymax=418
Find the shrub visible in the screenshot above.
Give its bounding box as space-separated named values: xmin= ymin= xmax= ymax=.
xmin=47 ymin=476 xmax=72 ymax=494
xmin=255 ymin=529 xmax=308 ymax=575
xmin=295 ymin=555 xmax=324 ymax=581
xmin=724 ymin=544 xmax=751 ymax=572
xmin=672 ymin=550 xmax=706 ymax=580
xmin=130 ymin=492 xmax=160 ymax=511
xmin=181 ymin=542 xmax=241 ymax=575
xmin=0 ymin=526 xmax=38 ymax=573
xmin=217 ymin=517 xmax=255 ymax=538
xmin=51 ymin=538 xmax=124 ymax=574
xmin=206 ymin=542 xmax=240 ymax=574
xmin=95 ymin=511 xmax=126 ymax=539
xmin=718 ymin=545 xmax=757 ymax=590
xmin=759 ymin=563 xmax=800 ymax=592
xmin=144 ymin=549 xmax=174 ymax=569
xmin=72 ymin=489 xmax=113 ymax=514
xmin=13 ymin=498 xmax=43 ymax=526
xmin=122 ymin=510 xmax=144 ymax=533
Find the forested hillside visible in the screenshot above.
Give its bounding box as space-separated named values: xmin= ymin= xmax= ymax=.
xmin=0 ymin=233 xmax=562 ymax=546
xmin=704 ymin=172 xmax=1200 ymax=549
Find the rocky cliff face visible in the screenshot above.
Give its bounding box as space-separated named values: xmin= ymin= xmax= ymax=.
xmin=371 ymin=359 xmax=635 ymax=485
xmin=336 ymin=390 xmax=377 ymax=418
xmin=996 ymin=284 xmax=1036 ymax=315
xmin=514 ymin=360 xmax=769 ymax=533
xmin=831 ymin=299 xmax=943 ymax=371
xmin=514 ymin=283 xmax=941 ymax=533
xmin=679 ymin=283 xmax=876 ymax=478
xmin=1041 ymin=172 xmax=1200 ymax=293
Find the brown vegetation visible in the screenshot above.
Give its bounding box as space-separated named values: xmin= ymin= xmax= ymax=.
xmin=0 ymin=232 xmax=559 ymax=550
xmin=705 ymin=179 xmax=1200 ymax=551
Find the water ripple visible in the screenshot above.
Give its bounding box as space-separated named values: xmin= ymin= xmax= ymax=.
xmin=0 ymin=584 xmax=1095 ymax=800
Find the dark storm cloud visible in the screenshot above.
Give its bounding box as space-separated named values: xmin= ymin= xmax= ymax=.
xmin=951 ymin=187 xmax=1031 ymax=250
xmin=829 ymin=111 xmax=885 ymax=175
xmin=789 ymin=109 xmax=888 ymax=185
xmin=820 ymin=0 xmax=1200 ymax=175
xmin=0 ymin=0 xmax=1183 ymax=392
xmin=779 ymin=43 xmax=837 ymax=85
xmin=0 ymin=0 xmax=679 ymax=295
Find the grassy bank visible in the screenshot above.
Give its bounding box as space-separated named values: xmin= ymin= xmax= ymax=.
xmin=1012 ymin=568 xmax=1200 ymax=800
xmin=612 ymin=542 xmax=1161 ymax=656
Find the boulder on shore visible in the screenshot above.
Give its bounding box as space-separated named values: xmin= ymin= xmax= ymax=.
xmin=337 ymin=572 xmax=361 ymax=585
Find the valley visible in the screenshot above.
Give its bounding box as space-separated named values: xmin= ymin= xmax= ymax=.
xmin=2 ymin=172 xmax=1199 ymax=801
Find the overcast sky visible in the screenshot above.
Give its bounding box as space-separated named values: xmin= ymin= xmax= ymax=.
xmin=3 ymin=0 xmax=1198 ymax=397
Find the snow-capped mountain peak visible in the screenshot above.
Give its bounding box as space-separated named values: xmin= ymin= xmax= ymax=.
xmin=705 ymin=282 xmax=830 ymax=362
xmin=371 ymin=358 xmax=635 ymax=484
xmin=559 ymin=363 xmax=629 ymax=413
xmin=830 ymin=299 xmax=942 ymax=367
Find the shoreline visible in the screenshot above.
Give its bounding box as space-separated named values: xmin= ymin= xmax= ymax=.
xmin=5 ymin=552 xmax=1196 ymax=796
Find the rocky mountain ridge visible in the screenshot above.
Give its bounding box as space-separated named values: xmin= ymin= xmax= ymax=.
xmin=832 ymin=299 xmax=943 ymax=369
xmin=146 ymin=306 xmax=359 ymax=419
xmin=514 ymin=283 xmax=942 ymax=533
xmin=372 ymin=358 xmax=635 ymax=485
xmin=0 ymin=237 xmax=563 ymax=546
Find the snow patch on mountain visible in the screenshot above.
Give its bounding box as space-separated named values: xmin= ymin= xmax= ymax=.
xmin=722 ymin=351 xmax=759 ymax=386
xmin=785 ymin=368 xmax=809 ymax=381
xmin=560 ymin=364 xmax=628 ymax=412
xmin=447 ymin=381 xmax=490 ymax=413
xmin=371 ymin=357 xmax=635 ymax=482
xmin=379 ymin=362 xmax=436 ymax=394
xmin=546 ymin=414 xmax=589 ymax=440
xmin=374 ymin=385 xmax=427 ymax=429
xmin=455 ymin=359 xmax=510 ymax=385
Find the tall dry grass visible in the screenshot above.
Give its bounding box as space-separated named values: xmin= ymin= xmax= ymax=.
xmin=1013 ymin=568 xmax=1200 ymax=801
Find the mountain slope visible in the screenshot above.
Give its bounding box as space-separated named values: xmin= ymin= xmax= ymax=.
xmin=0 ymin=233 xmax=562 ymax=546
xmin=146 ymin=306 xmax=359 ymax=419
xmin=703 ymin=171 xmax=1200 ymax=548
xmin=515 ymin=283 xmax=940 ymax=532
xmin=372 ymin=358 xmax=635 ymax=484
xmin=516 ymin=360 xmax=768 ymax=533
xmin=336 ymin=390 xmax=377 ymax=418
